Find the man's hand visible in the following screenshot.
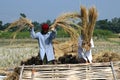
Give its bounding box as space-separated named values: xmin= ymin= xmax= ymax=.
xmin=29 ymin=24 xmax=34 ymax=28
xmin=50 ymin=27 xmax=56 ymax=31
xmin=51 ymin=27 xmax=55 ymax=31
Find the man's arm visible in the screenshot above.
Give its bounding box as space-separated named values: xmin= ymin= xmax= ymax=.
xmin=30 ymin=27 xmax=39 ymax=39
xmin=48 ymin=27 xmax=57 ymax=39
xmin=90 ymin=38 xmax=94 ymax=48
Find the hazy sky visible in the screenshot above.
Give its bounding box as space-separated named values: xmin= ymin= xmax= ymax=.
xmin=0 ymin=0 xmax=120 ymax=24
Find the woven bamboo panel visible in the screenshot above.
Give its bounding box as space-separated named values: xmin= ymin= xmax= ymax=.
xmin=19 ymin=61 xmax=120 ymax=80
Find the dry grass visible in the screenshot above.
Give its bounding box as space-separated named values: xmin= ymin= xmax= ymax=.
xmin=50 ymin=6 xmax=98 ymax=56
xmin=50 ymin=12 xmax=81 ymax=42
xmin=53 ymin=40 xmax=78 ymax=59
xmin=4 ymin=67 xmax=20 ymax=80
xmin=4 ymin=17 xmax=33 ymax=44
xmin=93 ymin=52 xmax=120 ymax=62
xmin=5 ymin=17 xmax=33 ymax=33
xmin=80 ymin=6 xmax=98 ymax=51
xmin=0 ymin=39 xmax=120 ymax=68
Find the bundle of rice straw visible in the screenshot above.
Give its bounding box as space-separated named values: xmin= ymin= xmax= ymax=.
xmin=50 ymin=12 xmax=82 ymax=42
xmin=50 ymin=12 xmax=83 ymax=58
xmin=4 ymin=17 xmax=33 ymax=44
xmin=4 ymin=17 xmax=33 ymax=39
xmin=80 ymin=6 xmax=98 ymax=51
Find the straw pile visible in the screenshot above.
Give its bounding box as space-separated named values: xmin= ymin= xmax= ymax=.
xmin=53 ymin=40 xmax=78 ymax=60
xmin=93 ymin=52 xmax=120 ymax=62
xmin=4 ymin=67 xmax=20 ymax=80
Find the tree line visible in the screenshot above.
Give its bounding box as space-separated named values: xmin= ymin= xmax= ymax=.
xmin=96 ymin=18 xmax=120 ymax=33
xmin=0 ymin=18 xmax=120 ymax=34
xmin=0 ymin=14 xmax=120 ymax=39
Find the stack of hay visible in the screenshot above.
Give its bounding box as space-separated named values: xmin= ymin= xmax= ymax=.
xmin=93 ymin=52 xmax=120 ymax=62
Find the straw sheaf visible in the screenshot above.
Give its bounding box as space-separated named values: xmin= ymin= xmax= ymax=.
xmin=50 ymin=13 xmax=82 ymax=57
xmin=50 ymin=12 xmax=81 ymax=42
xmin=4 ymin=17 xmax=33 ymax=44
xmin=50 ymin=12 xmax=81 ymax=28
xmin=58 ymin=23 xmax=78 ymax=41
xmin=55 ymin=12 xmax=80 ymax=22
xmin=80 ymin=6 xmax=89 ymax=51
xmin=80 ymin=6 xmax=88 ymax=40
xmin=5 ymin=17 xmax=33 ymax=39
xmin=80 ymin=6 xmax=98 ymax=51
xmin=5 ymin=17 xmax=33 ymax=32
xmin=88 ymin=6 xmax=98 ymax=42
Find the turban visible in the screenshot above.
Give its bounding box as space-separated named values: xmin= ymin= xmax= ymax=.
xmin=41 ymin=23 xmax=49 ymax=31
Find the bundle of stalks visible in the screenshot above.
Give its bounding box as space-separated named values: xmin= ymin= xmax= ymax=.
xmin=50 ymin=12 xmax=82 ymax=42
xmin=4 ymin=17 xmax=33 ymax=44
xmin=80 ymin=6 xmax=98 ymax=51
xmin=5 ymin=17 xmax=33 ymax=33
xmin=49 ymin=13 xmax=82 ymax=58
xmin=88 ymin=6 xmax=98 ymax=42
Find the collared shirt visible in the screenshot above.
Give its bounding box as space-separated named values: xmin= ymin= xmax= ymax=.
xmin=30 ymin=28 xmax=56 ymax=61
xmin=78 ymin=35 xmax=94 ymax=63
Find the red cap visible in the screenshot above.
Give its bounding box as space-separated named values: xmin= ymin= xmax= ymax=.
xmin=41 ymin=23 xmax=49 ymax=31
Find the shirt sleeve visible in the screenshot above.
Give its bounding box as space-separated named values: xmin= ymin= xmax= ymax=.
xmin=90 ymin=38 xmax=94 ymax=48
xmin=30 ymin=28 xmax=39 ymax=39
xmin=78 ymin=36 xmax=83 ymax=47
xmin=49 ymin=29 xmax=57 ymax=40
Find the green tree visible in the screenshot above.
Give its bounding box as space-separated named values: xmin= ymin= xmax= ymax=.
xmin=110 ymin=17 xmax=120 ymax=33
xmin=96 ymin=19 xmax=109 ymax=30
xmin=2 ymin=23 xmax=10 ymax=31
xmin=95 ymin=18 xmax=120 ymax=33
xmin=0 ymin=20 xmax=3 ymax=30
xmin=32 ymin=21 xmax=40 ymax=31
xmin=20 ymin=13 xmax=26 ymax=18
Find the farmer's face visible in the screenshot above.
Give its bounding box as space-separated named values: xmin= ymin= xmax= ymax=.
xmin=41 ymin=29 xmax=49 ymax=34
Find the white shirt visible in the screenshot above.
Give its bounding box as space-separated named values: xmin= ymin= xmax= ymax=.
xmin=78 ymin=36 xmax=94 ymax=63
xmin=30 ymin=28 xmax=56 ymax=61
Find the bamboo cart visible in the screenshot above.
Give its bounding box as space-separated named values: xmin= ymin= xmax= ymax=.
xmin=18 ymin=61 xmax=120 ymax=80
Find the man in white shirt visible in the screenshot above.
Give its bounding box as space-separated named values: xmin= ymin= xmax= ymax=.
xmin=30 ymin=23 xmax=56 ymax=64
xmin=78 ymin=35 xmax=94 ymax=63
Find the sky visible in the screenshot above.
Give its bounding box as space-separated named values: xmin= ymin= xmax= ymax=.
xmin=0 ymin=0 xmax=120 ymax=24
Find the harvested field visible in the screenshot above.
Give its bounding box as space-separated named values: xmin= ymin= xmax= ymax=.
xmin=0 ymin=38 xmax=120 ymax=68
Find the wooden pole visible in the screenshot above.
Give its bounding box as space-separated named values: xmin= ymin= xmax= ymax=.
xmin=19 ymin=64 xmax=24 ymax=80
xmin=31 ymin=64 xmax=35 ymax=80
xmin=110 ymin=61 xmax=117 ymax=80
